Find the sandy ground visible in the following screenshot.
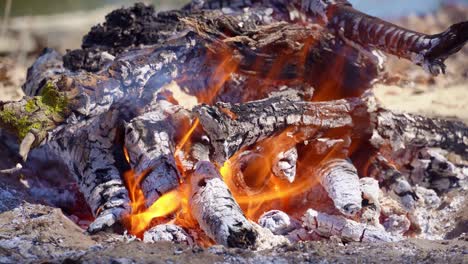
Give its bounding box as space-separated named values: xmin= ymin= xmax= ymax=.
xmin=0 ymin=3 xmax=467 ymax=264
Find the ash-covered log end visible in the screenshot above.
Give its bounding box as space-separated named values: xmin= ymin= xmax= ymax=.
xmin=190 ymin=161 xmax=257 ymax=248
xmin=317 ymin=159 xmax=362 ymax=217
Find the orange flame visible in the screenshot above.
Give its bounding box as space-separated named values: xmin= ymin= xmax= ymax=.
xmin=122 ymin=168 xmax=181 ymax=237
xmin=219 ymin=129 xmax=321 ymax=220
xmin=122 ymin=117 xmax=202 ymax=238
xmin=119 ymin=28 xmax=359 ymax=241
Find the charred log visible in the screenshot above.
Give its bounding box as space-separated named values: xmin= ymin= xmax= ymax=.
xmin=190 ymin=161 xmax=257 ymax=248
xmin=302 ymin=209 xmax=400 ymax=242
xmin=195 ymin=95 xmax=468 ymax=164
xmin=124 ymin=102 xmax=181 ymax=207
xmin=316 ymin=159 xmax=362 ymax=217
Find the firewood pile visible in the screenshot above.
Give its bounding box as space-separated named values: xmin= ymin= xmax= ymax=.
xmin=0 ymin=0 xmax=467 ymax=255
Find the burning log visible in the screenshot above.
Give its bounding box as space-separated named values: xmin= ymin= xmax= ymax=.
xmin=198 ymin=0 xmax=468 ymax=75
xmin=190 ymin=161 xmax=257 ymax=248
xmin=194 ymin=95 xmax=361 ymax=164
xmin=45 ymin=109 xmax=131 ymax=233
xmin=124 ymin=103 xmax=181 ymax=207
xmin=196 ymin=95 xmax=468 ymax=164
xmin=302 ymin=209 xmax=400 ymax=243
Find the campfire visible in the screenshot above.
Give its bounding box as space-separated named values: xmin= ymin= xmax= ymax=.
xmin=0 ymin=0 xmax=467 ymax=251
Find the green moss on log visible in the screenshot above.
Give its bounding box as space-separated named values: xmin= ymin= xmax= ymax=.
xmin=0 ymin=82 xmax=67 ymax=141
xmin=39 ymin=82 xmax=68 ymax=115
xmin=0 ymin=109 xmax=42 ymax=139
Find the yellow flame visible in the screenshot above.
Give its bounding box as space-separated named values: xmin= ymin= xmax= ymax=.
xmin=175 ymin=118 xmax=200 ymax=155
xmin=127 ymin=190 xmax=181 ymax=236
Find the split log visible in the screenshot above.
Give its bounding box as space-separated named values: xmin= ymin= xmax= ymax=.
xmin=190 ymin=161 xmax=257 ymax=248
xmin=302 ymin=209 xmax=400 ymax=242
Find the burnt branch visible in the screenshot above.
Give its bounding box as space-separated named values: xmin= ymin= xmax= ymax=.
xmin=319 ymin=2 xmax=468 ymax=75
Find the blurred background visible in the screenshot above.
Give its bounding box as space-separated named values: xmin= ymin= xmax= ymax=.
xmin=1 ymin=0 xmax=468 ymax=17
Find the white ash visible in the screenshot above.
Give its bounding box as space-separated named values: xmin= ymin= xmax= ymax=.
xmin=250 ymin=222 xmax=290 ymax=251
xmin=360 ymin=178 xmax=381 ymax=205
xmin=408 ymin=186 xmax=446 ymax=239
xmin=190 ymin=161 xmax=257 ymax=248
xmin=258 ymin=210 xmax=301 ymax=236
xmin=383 ymin=215 xmax=411 ymax=235
xmin=312 ymin=138 xmax=346 ymax=155
xmin=272 ymin=147 xmax=298 ymax=183
xmin=143 ymin=224 xmax=193 ymax=245
xmin=359 ymin=178 xmax=382 ymax=226
xmin=393 ymin=178 xmax=418 ymax=211
xmin=287 ymin=228 xmax=323 ymax=243
xmin=409 ymin=148 xmax=461 ymax=192
xmin=302 ymin=209 xmax=401 ymax=243
xmin=317 ymin=159 xmax=362 ymax=217
xmin=379 ymin=195 xmax=407 ymax=218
